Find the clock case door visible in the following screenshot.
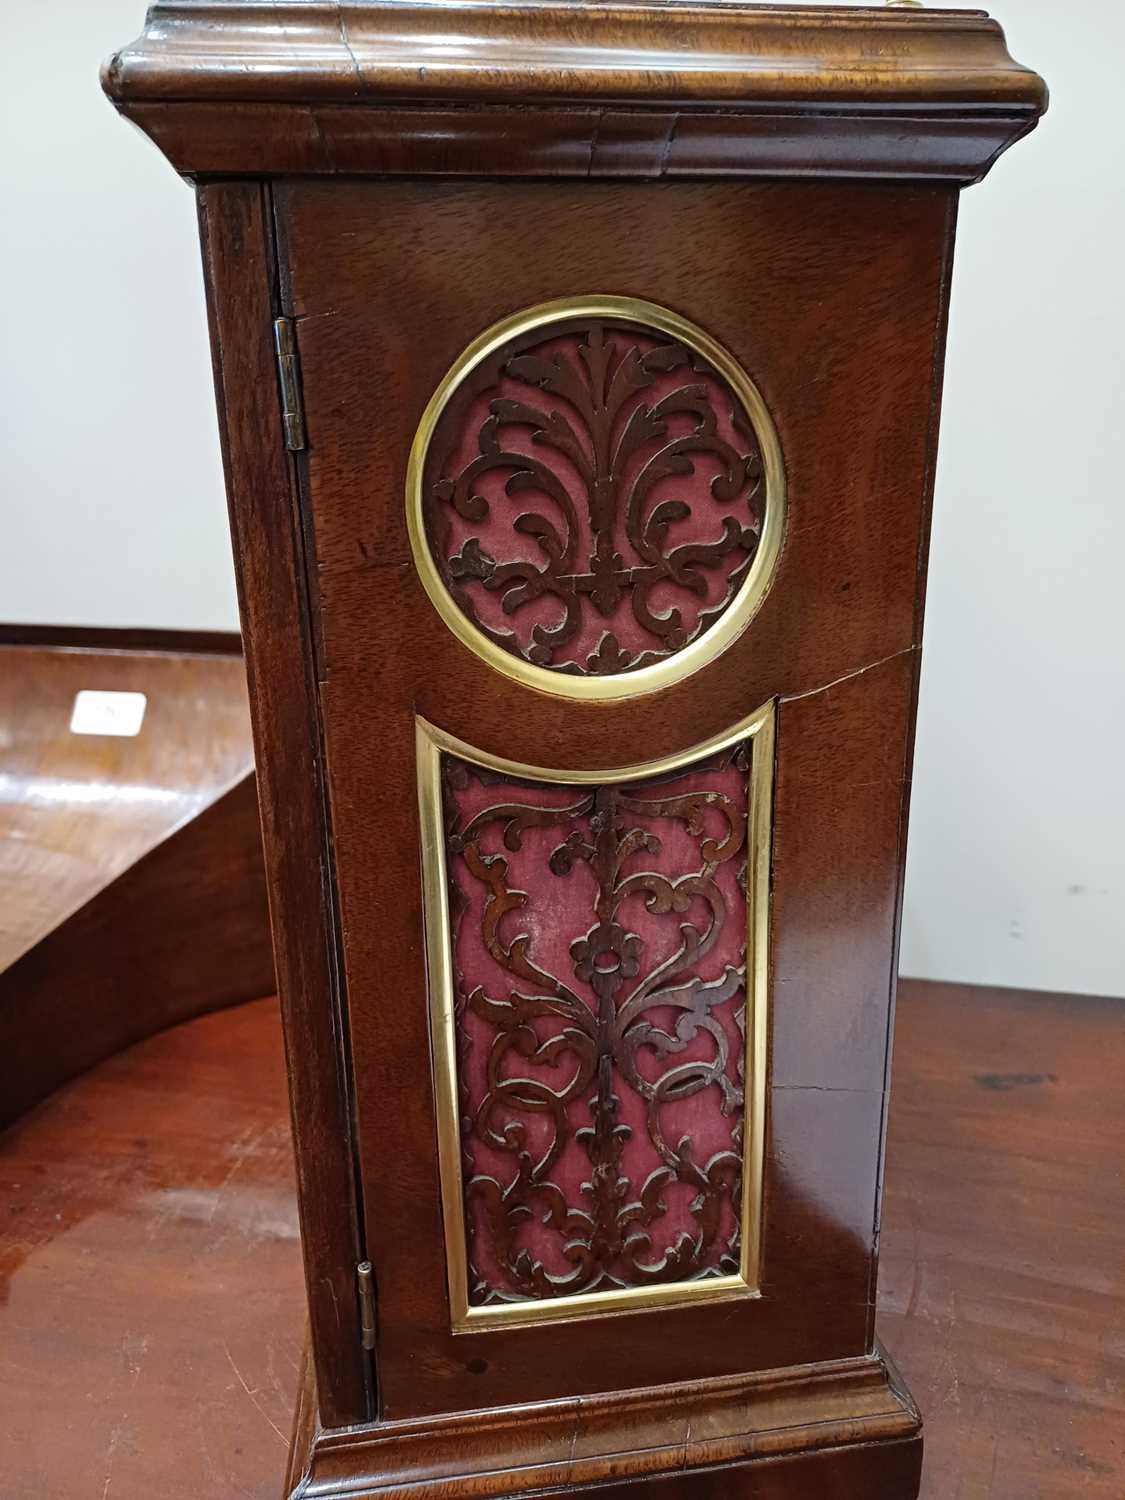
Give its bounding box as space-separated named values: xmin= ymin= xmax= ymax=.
xmin=265 ymin=175 xmax=954 ymax=1425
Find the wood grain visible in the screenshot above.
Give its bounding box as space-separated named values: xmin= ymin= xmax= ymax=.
xmin=0 ymin=772 xmax=271 ymax=1127
xmin=0 ymin=644 xmax=253 ymax=972
xmin=0 ymin=999 xmax=304 ymax=1500
xmin=275 ymin=175 xmax=953 ymax=1422
xmin=95 ymin=6 xmax=1048 ymax=1489
xmin=104 ymin=3 xmax=1047 ymax=108
xmin=0 ymin=643 xmax=273 ymax=1123
xmin=1 ymin=981 xmax=1118 ymax=1499
xmin=102 ymin=2 xmax=1046 ymax=184
xmin=288 ymin=1337 xmax=921 ymax=1499
xmin=111 ymin=98 xmax=1044 ymax=187
xmin=879 ymin=983 xmax=1125 ymax=1498
xmin=195 ymin=180 xmax=370 ymax=1426
xmin=0 ymin=623 xmax=242 ymax=655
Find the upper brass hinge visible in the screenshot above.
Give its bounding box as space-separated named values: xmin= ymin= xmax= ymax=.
xmin=273 ymin=316 xmax=306 ymax=451
xmin=357 ymin=1260 xmax=376 ymax=1351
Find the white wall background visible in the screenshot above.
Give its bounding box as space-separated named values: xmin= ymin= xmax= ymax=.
xmin=1 ymin=2 xmax=235 ymax=631
xmin=2 ymin=2 xmax=1122 ymax=998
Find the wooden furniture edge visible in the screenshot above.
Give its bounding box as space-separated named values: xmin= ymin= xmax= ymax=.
xmin=287 ymin=1339 xmax=921 ymax=1499
xmin=104 ymin=3 xmax=1046 ymax=110
xmin=195 ymin=177 xmax=371 ymax=1427
xmin=102 ymin=2 xmax=1045 ymax=183
xmin=0 ymin=771 xmax=273 ymax=1127
xmin=866 ymin=188 xmax=958 ymax=1342
xmin=287 ymin=1336 xmax=319 ymax=1499
xmin=0 ymin=624 xmax=243 ymax=655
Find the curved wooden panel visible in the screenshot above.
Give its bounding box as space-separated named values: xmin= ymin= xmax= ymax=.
xmin=0 ymin=643 xmax=253 ymax=969
xmin=0 ymin=642 xmax=273 ymax=1124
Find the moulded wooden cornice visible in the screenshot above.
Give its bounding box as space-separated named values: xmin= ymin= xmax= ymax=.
xmin=104 ymin=2 xmax=1048 ymax=182
xmin=287 ymin=1341 xmax=922 ymax=1498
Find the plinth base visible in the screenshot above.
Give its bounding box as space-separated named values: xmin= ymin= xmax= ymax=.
xmin=285 ymin=1341 xmax=922 ymax=1500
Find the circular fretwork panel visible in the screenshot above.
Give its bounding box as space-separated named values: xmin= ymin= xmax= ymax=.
xmin=407 ymin=297 xmax=785 ymax=700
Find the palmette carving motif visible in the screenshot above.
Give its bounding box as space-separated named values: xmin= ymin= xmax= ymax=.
xmin=423 ymin=319 xmax=766 ymax=676
xmin=443 ymin=746 xmax=750 ymax=1305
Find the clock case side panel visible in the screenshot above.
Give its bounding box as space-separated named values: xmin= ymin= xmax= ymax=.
xmin=416 ymin=705 xmax=774 ymax=1334
xmin=271 ymin=177 xmax=958 ymax=1422
xmin=195 ymin=180 xmax=372 ymax=1427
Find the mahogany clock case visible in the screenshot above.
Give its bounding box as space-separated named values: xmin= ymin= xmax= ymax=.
xmin=264 ymin=172 xmax=955 ymax=1422
xmin=102 ymin=5 xmax=1047 ymax=1499
xmin=196 ymin=167 xmax=941 ymax=1500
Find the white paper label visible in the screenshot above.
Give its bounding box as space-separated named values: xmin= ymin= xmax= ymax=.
xmin=69 ymin=690 xmax=148 ymax=737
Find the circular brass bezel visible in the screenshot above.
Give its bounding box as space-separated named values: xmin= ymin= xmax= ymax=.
xmin=405 ymin=295 xmax=786 ymax=701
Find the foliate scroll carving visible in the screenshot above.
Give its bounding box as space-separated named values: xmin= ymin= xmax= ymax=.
xmin=422 ymin=313 xmax=771 ymax=677
xmin=442 ymin=744 xmax=751 ymax=1306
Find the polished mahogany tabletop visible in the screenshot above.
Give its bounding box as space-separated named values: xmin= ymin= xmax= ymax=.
xmin=1 ymin=979 xmax=1120 ymax=1499
xmin=0 ymin=644 xmax=252 ymax=971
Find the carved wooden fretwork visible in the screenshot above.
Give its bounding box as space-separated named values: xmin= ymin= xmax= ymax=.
xmin=442 ymin=745 xmax=750 ymax=1305
xmin=423 ymin=319 xmax=766 ymax=676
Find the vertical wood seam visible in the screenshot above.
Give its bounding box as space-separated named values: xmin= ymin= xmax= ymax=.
xmin=196 ymin=179 xmax=370 ymax=1425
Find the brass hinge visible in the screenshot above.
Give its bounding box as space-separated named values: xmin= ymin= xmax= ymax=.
xmin=273 ymin=316 xmax=306 ymax=451
xmin=357 ymin=1260 xmax=376 ymax=1351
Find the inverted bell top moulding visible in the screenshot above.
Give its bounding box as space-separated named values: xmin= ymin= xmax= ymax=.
xmin=406 ymin=297 xmax=787 ymax=700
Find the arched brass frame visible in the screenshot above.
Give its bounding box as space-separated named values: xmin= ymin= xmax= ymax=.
xmin=406 ymin=296 xmax=786 ymax=701
xmin=416 ymin=699 xmax=774 ymax=1332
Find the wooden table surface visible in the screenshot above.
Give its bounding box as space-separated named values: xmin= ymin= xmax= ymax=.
xmin=1 ymin=980 xmax=1120 ymax=1499
xmin=0 ymin=645 xmax=253 ymax=971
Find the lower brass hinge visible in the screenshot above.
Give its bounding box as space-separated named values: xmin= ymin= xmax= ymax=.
xmin=273 ymin=316 xmax=307 ymax=451
xmin=357 ymin=1261 xmax=376 ymax=1351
